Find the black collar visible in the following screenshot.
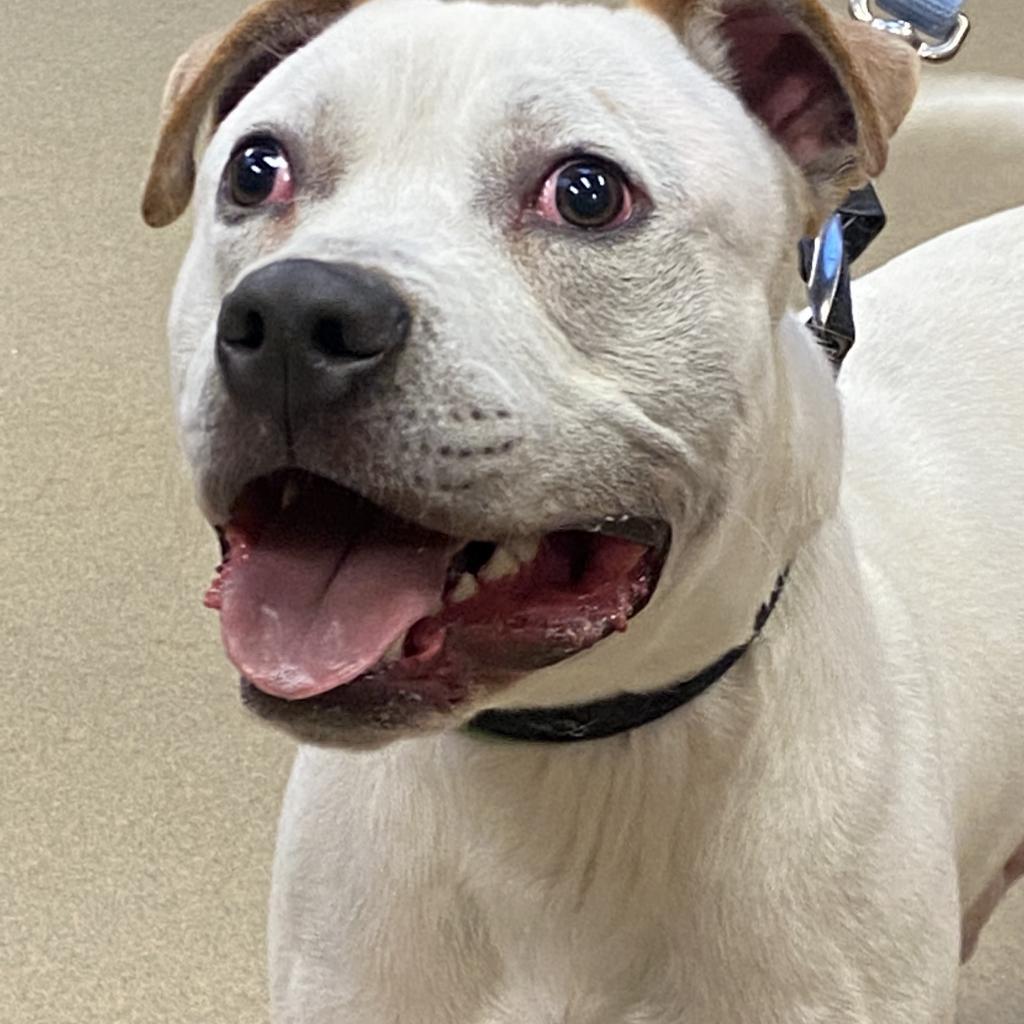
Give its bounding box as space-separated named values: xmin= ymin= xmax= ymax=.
xmin=465 ymin=571 xmax=788 ymax=744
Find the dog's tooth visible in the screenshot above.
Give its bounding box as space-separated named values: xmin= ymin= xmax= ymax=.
xmin=451 ymin=573 xmax=479 ymax=603
xmin=281 ymin=478 xmax=300 ymax=510
xmin=382 ymin=635 xmax=405 ymax=664
xmin=479 ymin=546 xmax=520 ymax=582
xmin=507 ymin=536 xmax=540 ymax=565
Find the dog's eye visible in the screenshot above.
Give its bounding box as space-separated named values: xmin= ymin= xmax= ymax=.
xmin=225 ymin=136 xmax=293 ymax=208
xmin=535 ymin=158 xmax=633 ymax=230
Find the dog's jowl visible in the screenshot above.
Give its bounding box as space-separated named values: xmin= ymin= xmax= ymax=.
xmin=144 ymin=0 xmax=1024 ymax=1020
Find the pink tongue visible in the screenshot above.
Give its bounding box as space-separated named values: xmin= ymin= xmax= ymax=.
xmin=218 ymin=514 xmax=455 ymax=700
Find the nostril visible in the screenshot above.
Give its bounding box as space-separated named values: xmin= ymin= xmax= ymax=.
xmin=222 ymin=310 xmax=265 ymax=351
xmin=311 ymin=316 xmax=350 ymax=359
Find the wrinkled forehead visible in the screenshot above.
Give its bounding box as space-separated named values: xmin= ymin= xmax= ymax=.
xmin=218 ymin=0 xmax=747 ymax=180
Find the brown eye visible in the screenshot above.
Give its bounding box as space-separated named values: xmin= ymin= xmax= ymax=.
xmin=225 ymin=136 xmax=293 ymax=207
xmin=535 ymin=158 xmax=633 ymax=230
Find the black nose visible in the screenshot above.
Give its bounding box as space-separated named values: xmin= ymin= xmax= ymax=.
xmin=216 ymin=258 xmax=411 ymax=429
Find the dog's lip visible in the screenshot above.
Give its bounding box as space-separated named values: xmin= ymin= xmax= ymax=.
xmin=210 ymin=468 xmax=672 ymax=594
xmin=212 ymin=468 xmax=668 ymax=552
xmin=578 ymin=514 xmax=669 ymax=549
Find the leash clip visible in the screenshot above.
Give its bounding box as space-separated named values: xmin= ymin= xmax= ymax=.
xmin=798 ymin=184 xmax=887 ymax=373
xmin=806 ymin=213 xmax=845 ymax=332
xmin=848 ymin=0 xmax=970 ymax=61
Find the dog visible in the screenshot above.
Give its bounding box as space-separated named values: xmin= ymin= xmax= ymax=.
xmin=143 ymin=0 xmax=1024 ymax=1019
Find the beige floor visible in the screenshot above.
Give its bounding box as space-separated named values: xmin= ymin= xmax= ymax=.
xmin=1 ymin=2 xmax=1021 ymax=1022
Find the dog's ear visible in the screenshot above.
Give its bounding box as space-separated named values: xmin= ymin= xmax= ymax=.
xmin=634 ymin=0 xmax=919 ymax=213
xmin=142 ymin=0 xmax=357 ymax=228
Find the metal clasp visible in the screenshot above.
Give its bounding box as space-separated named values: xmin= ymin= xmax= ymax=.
xmin=848 ymin=0 xmax=971 ymax=61
xmin=807 ymin=213 xmax=845 ymax=330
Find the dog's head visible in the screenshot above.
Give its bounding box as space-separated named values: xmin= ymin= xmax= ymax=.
xmin=144 ymin=0 xmax=916 ymax=747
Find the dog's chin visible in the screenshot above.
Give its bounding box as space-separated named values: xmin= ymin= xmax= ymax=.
xmin=238 ymin=667 xmax=509 ymax=749
xmin=209 ymin=469 xmax=670 ymax=748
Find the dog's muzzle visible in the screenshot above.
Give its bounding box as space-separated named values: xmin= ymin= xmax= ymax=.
xmin=207 ymin=263 xmax=673 ymax=740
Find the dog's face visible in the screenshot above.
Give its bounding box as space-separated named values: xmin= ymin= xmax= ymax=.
xmin=146 ymin=0 xmax=916 ymax=746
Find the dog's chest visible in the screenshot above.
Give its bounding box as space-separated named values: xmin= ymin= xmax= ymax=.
xmin=274 ymin=838 xmax=688 ymax=1023
xmin=272 ymin=744 xmax=703 ymax=1023
xmin=464 ymin=882 xmax=687 ymax=1024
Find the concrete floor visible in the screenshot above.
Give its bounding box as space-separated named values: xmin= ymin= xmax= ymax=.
xmin=1 ymin=2 xmax=1020 ymax=1021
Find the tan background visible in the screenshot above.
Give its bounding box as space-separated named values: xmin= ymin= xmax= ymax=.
xmin=1 ymin=2 xmax=1021 ymax=1022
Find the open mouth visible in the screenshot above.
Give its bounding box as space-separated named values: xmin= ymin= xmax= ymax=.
xmin=206 ymin=470 xmax=669 ymax=704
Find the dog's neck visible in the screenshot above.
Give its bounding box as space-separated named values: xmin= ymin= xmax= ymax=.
xmin=434 ymin=520 xmax=866 ymax=895
xmin=654 ymin=260 xmax=845 ymax=678
xmin=434 ymin=519 xmax=864 ymax=884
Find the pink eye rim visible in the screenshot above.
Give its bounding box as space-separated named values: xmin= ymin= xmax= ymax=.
xmin=533 ymin=156 xmax=635 ymax=231
xmin=225 ymin=135 xmax=294 ymax=209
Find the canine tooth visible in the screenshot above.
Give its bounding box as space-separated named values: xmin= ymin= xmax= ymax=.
xmin=281 ymin=478 xmax=300 ymax=510
xmin=507 ymin=537 xmax=540 ymax=565
xmin=451 ymin=573 xmax=479 ymax=603
xmin=382 ymin=635 xmax=405 ymax=663
xmin=479 ymin=546 xmax=520 ymax=582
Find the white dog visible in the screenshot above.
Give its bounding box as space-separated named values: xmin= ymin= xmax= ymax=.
xmin=143 ymin=0 xmax=1024 ymax=1019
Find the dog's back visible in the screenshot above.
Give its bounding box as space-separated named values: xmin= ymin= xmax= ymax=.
xmin=841 ymin=203 xmax=1024 ymax=913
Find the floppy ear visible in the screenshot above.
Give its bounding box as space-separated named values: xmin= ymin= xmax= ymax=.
xmin=634 ymin=0 xmax=919 ymax=213
xmin=142 ymin=0 xmax=358 ymax=228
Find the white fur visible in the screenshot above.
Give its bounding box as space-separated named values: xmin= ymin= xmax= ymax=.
xmin=163 ymin=1 xmax=1024 ymax=1019
xmin=266 ymin=209 xmax=1024 ymax=1024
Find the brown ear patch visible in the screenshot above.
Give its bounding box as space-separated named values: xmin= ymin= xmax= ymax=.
xmin=633 ymin=0 xmax=918 ymax=206
xmin=833 ymin=16 xmax=919 ymax=166
xmin=142 ymin=0 xmax=360 ymax=229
